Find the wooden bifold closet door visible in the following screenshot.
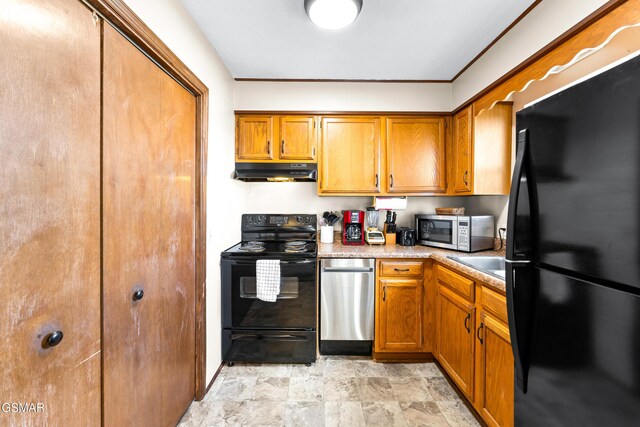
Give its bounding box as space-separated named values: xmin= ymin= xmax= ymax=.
xmin=102 ymin=24 xmax=196 ymax=427
xmin=0 ymin=0 xmax=102 ymax=425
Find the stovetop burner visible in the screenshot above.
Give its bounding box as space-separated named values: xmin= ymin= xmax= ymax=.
xmin=284 ymin=241 xmax=311 ymax=253
xmin=222 ymin=214 xmax=318 ymax=258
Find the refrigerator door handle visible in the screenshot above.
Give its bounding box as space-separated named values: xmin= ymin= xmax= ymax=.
xmin=506 ymin=259 xmax=535 ymax=393
xmin=506 ymin=129 xmax=529 ymax=260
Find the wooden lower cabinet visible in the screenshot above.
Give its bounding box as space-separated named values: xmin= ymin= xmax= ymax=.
xmin=376 ymin=278 xmax=424 ymax=351
xmin=374 ymin=260 xmax=432 ymax=356
xmin=434 ymin=264 xmax=514 ymax=427
xmin=436 ymin=285 xmax=476 ymax=400
xmin=475 ymin=287 xmax=514 ymax=427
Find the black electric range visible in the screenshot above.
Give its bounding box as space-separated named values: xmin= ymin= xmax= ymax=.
xmin=220 ymin=214 xmax=317 ymax=365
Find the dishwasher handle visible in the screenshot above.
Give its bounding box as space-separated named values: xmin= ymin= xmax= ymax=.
xmin=321 ymin=267 xmax=374 ymax=273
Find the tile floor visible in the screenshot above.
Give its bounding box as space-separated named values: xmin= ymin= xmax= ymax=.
xmin=178 ymin=356 xmax=481 ymax=427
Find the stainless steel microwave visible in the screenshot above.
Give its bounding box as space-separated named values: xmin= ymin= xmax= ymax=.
xmin=415 ymin=215 xmax=495 ymax=252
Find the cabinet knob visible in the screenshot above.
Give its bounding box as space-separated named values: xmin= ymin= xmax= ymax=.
xmin=390 ymin=174 xmax=394 ymax=188
xmin=463 ymin=170 xmax=469 ymax=186
xmin=464 ymin=313 xmax=471 ymax=333
xmin=42 ymin=330 xmax=64 ymax=349
xmin=281 ymin=140 xmax=285 ymax=154
xmin=132 ymin=289 xmax=144 ymax=301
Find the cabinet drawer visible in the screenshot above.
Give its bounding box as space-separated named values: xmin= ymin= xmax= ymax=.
xmin=380 ymin=260 xmax=424 ymax=277
xmin=480 ymin=286 xmax=508 ymax=323
xmin=437 ymin=265 xmax=474 ymax=301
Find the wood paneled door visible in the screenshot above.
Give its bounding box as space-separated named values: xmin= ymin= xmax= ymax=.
xmin=376 ymin=278 xmax=424 ymax=352
xmin=236 ymin=115 xmax=275 ymax=160
xmin=386 ymin=117 xmax=446 ymax=193
xmin=0 ymin=0 xmax=102 ymax=425
xmin=279 ymin=115 xmax=317 ymax=160
xmin=436 ymin=285 xmax=476 ymax=400
xmin=318 ymin=117 xmax=382 ymax=194
xmin=102 ymin=23 xmax=196 ymax=427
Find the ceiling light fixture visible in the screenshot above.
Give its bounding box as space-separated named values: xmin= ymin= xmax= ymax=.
xmin=304 ymin=0 xmax=363 ymax=30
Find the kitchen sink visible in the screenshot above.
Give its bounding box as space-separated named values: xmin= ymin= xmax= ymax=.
xmin=448 ymin=256 xmax=506 ymax=279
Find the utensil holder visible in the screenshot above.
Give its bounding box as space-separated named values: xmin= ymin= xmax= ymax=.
xmin=320 ymin=226 xmax=334 ymax=243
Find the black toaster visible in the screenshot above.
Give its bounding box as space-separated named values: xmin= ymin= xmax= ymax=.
xmin=396 ymin=228 xmax=416 ymax=246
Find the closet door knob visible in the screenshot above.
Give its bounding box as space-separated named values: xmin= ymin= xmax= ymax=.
xmin=42 ymin=331 xmax=64 ymax=348
xmin=132 ymin=289 xmax=144 ymax=301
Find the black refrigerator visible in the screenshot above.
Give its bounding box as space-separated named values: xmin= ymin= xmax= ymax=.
xmin=507 ymin=53 xmax=640 ymax=427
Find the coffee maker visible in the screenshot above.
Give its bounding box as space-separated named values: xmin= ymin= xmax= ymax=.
xmin=342 ymin=210 xmax=365 ymax=245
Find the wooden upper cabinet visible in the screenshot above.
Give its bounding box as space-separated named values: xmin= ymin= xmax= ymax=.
xmin=453 ymin=107 xmax=473 ymax=193
xmin=436 ymin=285 xmax=475 ymax=400
xmin=451 ymin=103 xmax=513 ymax=195
xmin=236 ymin=115 xmax=274 ymax=161
xmin=280 ymin=115 xmax=317 ymax=160
xmin=386 ymin=117 xmax=446 ymax=194
xmin=319 ymin=117 xmax=381 ymax=194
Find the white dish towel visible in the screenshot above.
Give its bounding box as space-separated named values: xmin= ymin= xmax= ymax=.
xmin=256 ymin=259 xmax=281 ymax=302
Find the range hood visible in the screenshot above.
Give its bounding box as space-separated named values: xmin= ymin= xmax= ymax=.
xmin=234 ymin=163 xmax=317 ymax=182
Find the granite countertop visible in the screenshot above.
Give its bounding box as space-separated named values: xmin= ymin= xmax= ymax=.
xmin=318 ymin=241 xmax=506 ymax=293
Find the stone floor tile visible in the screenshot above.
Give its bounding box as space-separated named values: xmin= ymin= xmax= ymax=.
xmin=291 ymin=358 xmax=324 ymax=377
xmin=384 ymin=363 xmax=420 ymax=377
xmin=199 ymin=401 xmax=244 ymax=426
xmin=238 ymin=400 xmax=287 ymax=426
xmin=412 ymin=363 xmax=444 ymax=378
xmin=324 ymin=401 xmax=366 ymax=427
xmin=399 ymin=401 xmax=450 ymax=427
xmin=361 ymin=401 xmax=408 ymax=427
xmin=323 ymin=377 xmax=361 ymax=401
xmin=436 ymin=400 xmax=481 ymax=427
xmin=255 ymin=363 xmax=293 ymax=378
xmin=252 ymin=377 xmax=290 ymax=401
xmin=358 ymin=377 xmax=395 ymax=401
xmin=288 ymin=376 xmax=323 ymax=401
xmin=283 ymin=401 xmax=324 ymax=427
xmin=389 ymin=377 xmax=433 ymax=402
xmin=426 ymin=377 xmax=462 ymax=402
xmin=219 ymin=363 xmax=262 ymax=378
xmin=176 ymin=402 xmax=208 ymax=427
xmin=211 ymin=377 xmax=257 ymax=401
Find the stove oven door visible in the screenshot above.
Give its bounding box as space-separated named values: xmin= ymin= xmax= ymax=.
xmin=221 ymin=258 xmax=317 ymax=330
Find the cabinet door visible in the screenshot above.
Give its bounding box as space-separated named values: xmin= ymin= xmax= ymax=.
xmin=475 ymin=310 xmax=514 ymax=427
xmin=453 ymin=107 xmax=473 ymax=193
xmin=386 ymin=117 xmax=446 ymax=193
xmin=280 ymin=116 xmax=317 ymax=161
xmin=103 ymin=24 xmax=195 ymax=427
xmin=236 ymin=115 xmax=275 ymax=160
xmin=376 ymin=278 xmax=424 ymax=352
xmin=0 ymin=1 xmax=101 ymax=425
xmin=319 ymin=117 xmax=381 ymax=194
xmin=437 ymin=285 xmax=475 ymax=399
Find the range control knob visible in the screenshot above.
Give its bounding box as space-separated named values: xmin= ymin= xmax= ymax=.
xmin=296 ymin=216 xmax=302 ymax=223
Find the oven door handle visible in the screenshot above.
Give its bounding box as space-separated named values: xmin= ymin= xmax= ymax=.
xmin=224 ymin=259 xmax=315 ymax=265
xmin=230 ymin=333 xmax=309 ymax=342
xmin=280 ymin=259 xmax=316 ymax=265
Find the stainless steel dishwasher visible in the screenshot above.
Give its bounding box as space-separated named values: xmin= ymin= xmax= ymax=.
xmin=320 ymin=258 xmax=375 ymax=355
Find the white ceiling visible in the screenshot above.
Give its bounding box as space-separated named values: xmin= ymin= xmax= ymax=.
xmin=181 ymin=0 xmax=538 ymax=81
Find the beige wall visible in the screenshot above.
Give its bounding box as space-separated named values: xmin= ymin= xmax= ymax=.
xmin=452 ymin=0 xmax=610 ymax=108
xmin=124 ymin=0 xmax=241 ymax=383
xmin=235 ymin=81 xmax=452 ymax=112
